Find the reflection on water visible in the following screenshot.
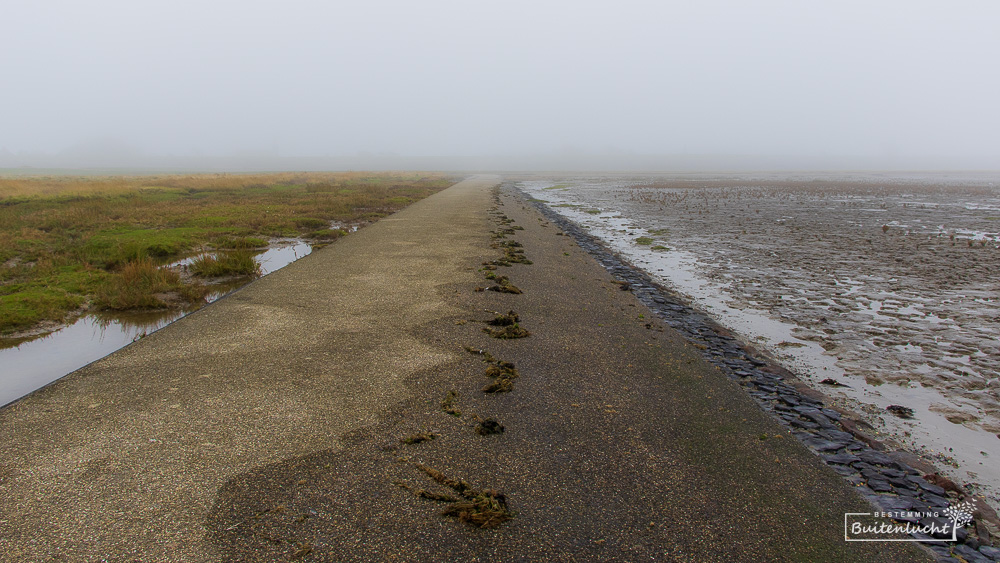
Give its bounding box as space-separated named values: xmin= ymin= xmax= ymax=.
xmin=91 ymin=309 xmax=188 ymax=334
xmin=166 ymin=239 xmax=311 ymax=276
xmin=256 ymin=241 xmax=311 ymax=275
xmin=0 ymin=240 xmax=313 ymax=407
xmin=0 ymin=313 xmax=184 ymax=407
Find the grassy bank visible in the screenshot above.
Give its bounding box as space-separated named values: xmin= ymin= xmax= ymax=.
xmin=0 ymin=172 xmax=454 ymax=336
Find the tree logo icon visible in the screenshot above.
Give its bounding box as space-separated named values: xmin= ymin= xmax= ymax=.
xmin=943 ymin=501 xmax=974 ymax=529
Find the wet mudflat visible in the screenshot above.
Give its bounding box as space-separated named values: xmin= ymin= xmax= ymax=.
xmin=521 ymin=172 xmax=1000 ymax=510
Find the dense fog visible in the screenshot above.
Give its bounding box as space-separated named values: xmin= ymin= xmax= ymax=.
xmin=3 ymin=1 xmax=999 ymax=170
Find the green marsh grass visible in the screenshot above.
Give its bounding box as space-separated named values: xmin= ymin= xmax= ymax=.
xmin=213 ymin=236 xmax=268 ymax=250
xmin=189 ymin=251 xmax=261 ymax=278
xmin=0 ymin=172 xmax=454 ymax=335
xmin=95 ymin=258 xmax=205 ymax=311
xmin=305 ymin=228 xmax=348 ymax=240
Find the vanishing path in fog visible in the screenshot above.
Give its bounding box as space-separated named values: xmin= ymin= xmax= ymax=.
xmin=0 ymin=176 xmax=922 ymax=561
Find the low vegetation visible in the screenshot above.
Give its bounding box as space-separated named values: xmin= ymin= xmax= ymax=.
xmin=95 ymin=257 xmax=204 ymax=310
xmin=0 ymin=172 xmax=453 ymax=335
xmin=213 ymin=236 xmax=268 ymax=250
xmin=188 ymin=251 xmax=261 ymax=278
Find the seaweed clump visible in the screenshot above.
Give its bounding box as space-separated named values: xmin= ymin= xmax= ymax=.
xmin=482 ymin=361 xmax=519 ymax=393
xmin=487 ymin=276 xmax=522 ymax=295
xmin=498 ymin=241 xmax=532 ymax=265
xmin=482 ymin=310 xmax=530 ymax=339
xmin=464 ymin=344 xmax=520 ymax=392
xmin=401 ymin=431 xmax=439 ymax=445
xmin=411 ymin=464 xmax=514 ymax=528
xmin=441 ymin=391 xmax=461 ymax=417
xmin=475 ymin=419 xmax=505 ymax=435
xmin=442 ymin=491 xmax=511 ymax=528
xmin=887 ymin=405 xmax=915 ymax=419
xmin=486 ymin=240 xmax=532 ymax=266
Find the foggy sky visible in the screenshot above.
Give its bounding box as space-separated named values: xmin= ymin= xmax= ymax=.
xmin=3 ymin=1 xmax=1000 ymax=170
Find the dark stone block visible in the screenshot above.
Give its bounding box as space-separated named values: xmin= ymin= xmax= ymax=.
xmin=830 ymin=465 xmax=856 ymax=476
xmin=861 ymin=468 xmax=883 ymax=481
xmin=859 ymin=451 xmax=894 ymax=466
xmin=888 ymin=477 xmax=916 ymax=490
xmin=978 ymin=545 xmax=1000 ymax=559
xmin=922 ymin=493 xmax=952 ymax=508
xmin=818 ymin=429 xmax=855 ymax=442
xmin=824 ymin=452 xmax=860 ymax=465
xmin=789 ymin=419 xmax=820 ymax=430
xmin=845 ymin=475 xmax=864 ymax=485
xmin=802 ymin=437 xmax=848 ymax=452
xmin=879 ymin=496 xmax=915 ymax=512
xmin=953 ymin=544 xmax=990 ymax=563
xmin=804 ymin=412 xmax=835 ymax=428
xmin=917 ymin=480 xmax=947 ymax=496
xmin=867 ymin=479 xmax=893 ymax=492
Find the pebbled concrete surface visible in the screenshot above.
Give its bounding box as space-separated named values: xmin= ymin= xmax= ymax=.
xmin=0 ymin=176 xmax=927 ymax=561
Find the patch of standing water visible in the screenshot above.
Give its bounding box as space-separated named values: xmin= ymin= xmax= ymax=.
xmin=256 ymin=241 xmax=311 ymax=275
xmin=0 ymin=240 xmax=313 ymax=408
xmin=522 ymin=177 xmax=1000 ymax=511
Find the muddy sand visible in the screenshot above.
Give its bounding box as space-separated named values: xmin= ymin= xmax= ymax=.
xmin=520 ymin=173 xmax=1000 ymax=513
xmin=0 ymin=176 xmax=924 ymax=561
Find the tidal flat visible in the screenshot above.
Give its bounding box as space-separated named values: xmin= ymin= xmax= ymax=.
xmin=521 ymin=172 xmax=1000 ymax=508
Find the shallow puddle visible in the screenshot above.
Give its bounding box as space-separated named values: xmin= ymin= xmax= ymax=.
xmin=0 ymin=240 xmax=312 ymax=407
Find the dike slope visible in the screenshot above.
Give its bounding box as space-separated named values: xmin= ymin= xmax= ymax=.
xmin=0 ymin=177 xmax=925 ymax=561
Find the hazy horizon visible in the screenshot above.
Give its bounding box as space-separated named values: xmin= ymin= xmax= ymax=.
xmin=4 ymin=1 xmax=1000 ymax=171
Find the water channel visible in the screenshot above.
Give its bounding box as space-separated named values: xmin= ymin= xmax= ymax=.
xmin=0 ymin=241 xmax=312 ymax=407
